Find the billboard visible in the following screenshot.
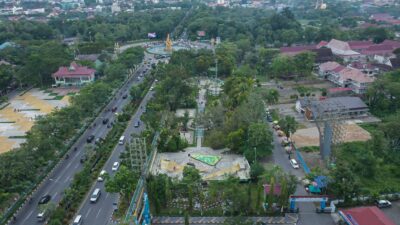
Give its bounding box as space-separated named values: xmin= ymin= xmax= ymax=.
xmin=197 ymin=31 xmax=206 ymax=37
xmin=147 ymin=33 xmax=156 ymax=38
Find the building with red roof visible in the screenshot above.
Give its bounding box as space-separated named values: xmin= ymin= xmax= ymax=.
xmin=52 ymin=62 xmax=96 ymax=86
xmin=339 ymin=206 xmax=395 ymax=225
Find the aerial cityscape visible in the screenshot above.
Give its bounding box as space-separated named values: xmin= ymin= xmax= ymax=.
xmin=0 ymin=0 xmax=399 ymax=224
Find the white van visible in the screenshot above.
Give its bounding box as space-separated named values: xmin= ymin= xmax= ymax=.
xmin=90 ymin=188 xmax=101 ymax=203
xmin=72 ymin=215 xmax=83 ymax=225
xmin=118 ymin=136 xmax=125 ymax=145
xmin=290 ymin=159 xmax=300 ymax=169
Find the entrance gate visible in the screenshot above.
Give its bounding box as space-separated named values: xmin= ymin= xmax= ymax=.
xmin=289 ymin=195 xmax=333 ymax=213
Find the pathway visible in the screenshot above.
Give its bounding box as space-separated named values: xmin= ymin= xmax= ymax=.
xmin=152 ymin=215 xmax=298 ymax=225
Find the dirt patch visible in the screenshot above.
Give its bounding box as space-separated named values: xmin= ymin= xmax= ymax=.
xmin=292 ymin=123 xmax=371 ymax=148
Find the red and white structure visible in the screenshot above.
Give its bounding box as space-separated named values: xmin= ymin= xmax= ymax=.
xmin=52 ymin=62 xmax=96 ymax=86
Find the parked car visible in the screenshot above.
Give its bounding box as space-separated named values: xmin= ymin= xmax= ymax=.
xmin=111 ymin=106 xmax=118 ymax=112
xmin=86 ymin=135 xmax=95 ymax=143
xmin=134 ymin=121 xmax=140 ymax=128
xmin=102 ymin=118 xmax=109 ymax=124
xmin=290 ymin=159 xmax=300 ymax=169
xmin=122 ymin=94 xmax=128 ymax=99
xmin=112 ymin=162 xmax=120 ymax=171
xmin=376 ymin=200 xmax=392 ymax=208
xmin=38 ymin=194 xmax=51 ymax=205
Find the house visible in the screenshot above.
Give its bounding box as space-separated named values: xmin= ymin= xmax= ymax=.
xmin=327 ymin=87 xmax=353 ymax=97
xmin=339 ymin=206 xmax=395 ymax=225
xmin=348 ymin=40 xmax=374 ymax=52
xmin=296 ymin=97 xmax=369 ymax=120
xmin=326 ymin=39 xmax=362 ymax=61
xmin=332 ymin=67 xmax=374 ymax=94
xmin=52 ymin=62 xmax=96 ymax=86
xmin=318 ymin=61 xmax=342 ymax=78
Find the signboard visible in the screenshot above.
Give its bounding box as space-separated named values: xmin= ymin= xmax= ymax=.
xmin=197 ymin=30 xmax=206 ymax=37
xmin=147 ymin=32 xmax=156 ymax=38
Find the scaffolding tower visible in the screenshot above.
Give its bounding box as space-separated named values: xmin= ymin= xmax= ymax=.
xmin=308 ymin=98 xmax=347 ymax=160
xmin=128 ymin=137 xmax=148 ymax=174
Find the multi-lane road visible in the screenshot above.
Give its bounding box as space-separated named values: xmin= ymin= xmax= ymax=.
xmin=75 ymin=81 xmax=154 ymax=225
xmin=13 ymin=52 xmax=156 ymax=225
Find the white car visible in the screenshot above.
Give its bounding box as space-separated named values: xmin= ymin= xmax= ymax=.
xmin=97 ymin=170 xmax=107 ymax=182
xmin=112 ymin=162 xmax=120 ymax=171
xmin=290 ymin=159 xmax=300 ymax=169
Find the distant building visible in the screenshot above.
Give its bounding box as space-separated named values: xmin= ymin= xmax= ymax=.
xmin=52 ymin=62 xmax=96 ymax=86
xmin=296 ymin=97 xmax=369 ymax=120
xmin=339 ymin=206 xmax=395 ymax=225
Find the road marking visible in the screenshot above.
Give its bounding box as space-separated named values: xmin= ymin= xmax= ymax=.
xmin=66 ymin=161 xmax=72 ymax=169
xmin=96 ymin=209 xmax=102 ymax=218
xmin=85 ymin=208 xmax=92 ymax=218
xmin=64 ymin=176 xmax=71 ymax=184
xmin=54 ymin=192 xmax=58 ymax=198
xmin=106 ymin=193 xmax=109 ymax=199
xmin=23 ymin=210 xmax=33 ymax=222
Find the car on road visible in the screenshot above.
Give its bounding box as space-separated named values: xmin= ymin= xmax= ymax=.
xmin=90 ymin=188 xmax=101 ymax=203
xmin=95 ymin=137 xmax=104 ymax=145
xmin=134 ymin=121 xmax=140 ymax=128
xmin=376 ymin=200 xmax=392 ymax=208
xmin=290 ymin=159 xmax=300 ymax=169
xmin=38 ymin=194 xmax=51 ymax=205
xmin=102 ymin=118 xmax=109 ymax=124
xmin=97 ymin=170 xmax=107 ymax=182
xmin=122 ymin=94 xmax=128 ymax=99
xmin=86 ymin=135 xmax=95 ymax=143
xmin=111 ymin=106 xmax=118 ymax=112
xmin=112 ymin=162 xmax=120 ymax=171
xmin=150 ymin=86 xmax=154 ymax=91
xmin=73 ymin=215 xmax=83 ymax=225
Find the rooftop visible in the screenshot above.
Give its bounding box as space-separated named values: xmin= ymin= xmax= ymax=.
xmin=339 ymin=67 xmax=375 ymax=83
xmin=339 ymin=206 xmax=395 ymax=225
xmin=52 ymin=62 xmax=96 ymax=77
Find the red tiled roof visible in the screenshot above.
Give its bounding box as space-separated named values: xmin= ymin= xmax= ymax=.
xmin=340 ymin=206 xmax=395 ymax=225
xmin=319 ymin=61 xmax=342 ymax=72
xmin=339 ymin=67 xmax=375 ymax=83
xmin=333 ymin=65 xmax=346 ymax=73
xmin=382 ymin=40 xmax=400 ymax=49
xmin=317 ymin=41 xmax=328 ymax=49
xmin=348 ymin=40 xmax=374 ymax=50
xmin=52 ymin=62 xmax=96 ymax=77
xmin=361 ymin=44 xmax=394 ymax=55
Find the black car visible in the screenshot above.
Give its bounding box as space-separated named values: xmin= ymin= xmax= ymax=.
xmin=122 ymin=94 xmax=128 ymax=99
xmin=102 ymin=118 xmax=109 ymax=124
xmin=38 ymin=195 xmax=51 ymax=205
xmin=86 ymin=135 xmax=95 ymax=143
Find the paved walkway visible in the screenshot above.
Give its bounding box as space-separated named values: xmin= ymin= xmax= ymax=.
xmin=152 ymin=215 xmax=298 ymax=225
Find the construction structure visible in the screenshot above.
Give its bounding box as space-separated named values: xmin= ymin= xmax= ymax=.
xmin=304 ymin=97 xmax=347 ymax=160
xmin=128 ymin=137 xmax=148 ymax=173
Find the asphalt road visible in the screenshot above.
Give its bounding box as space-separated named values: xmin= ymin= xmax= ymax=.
xmin=270 ymin=124 xmax=335 ymax=225
xmin=12 ymin=53 xmax=155 ymax=225
xmin=75 ymin=77 xmax=155 ymax=225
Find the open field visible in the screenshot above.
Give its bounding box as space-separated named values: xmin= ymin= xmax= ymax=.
xmin=0 ymin=88 xmax=73 ymax=153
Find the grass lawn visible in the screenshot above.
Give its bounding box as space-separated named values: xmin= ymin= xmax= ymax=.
xmin=359 ymin=123 xmax=379 ymax=134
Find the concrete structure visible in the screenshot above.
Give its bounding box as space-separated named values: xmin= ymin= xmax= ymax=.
xmin=52 ymin=62 xmax=95 ymax=86
xmin=296 ymin=97 xmax=369 ymax=120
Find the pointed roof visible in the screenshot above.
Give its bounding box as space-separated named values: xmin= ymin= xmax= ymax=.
xmin=52 ymin=61 xmax=96 ymax=77
xmin=326 ymin=39 xmax=360 ymax=56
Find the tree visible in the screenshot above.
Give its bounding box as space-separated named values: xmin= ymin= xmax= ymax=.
xmin=293 ymin=52 xmax=316 ymax=79
xmin=182 ymin=166 xmax=201 ymax=183
xmin=270 ymin=56 xmax=295 ymax=79
xmin=184 ymin=211 xmax=190 ymax=225
xmin=105 ymin=166 xmax=138 ymax=197
xmin=278 ymin=116 xmax=298 ymax=138
xmin=264 ymin=89 xmax=279 ymax=104
xmin=247 ymin=123 xmax=273 ymax=159
xmin=330 ymin=162 xmax=361 ymax=203
xmin=0 ymin=65 xmax=13 ymax=92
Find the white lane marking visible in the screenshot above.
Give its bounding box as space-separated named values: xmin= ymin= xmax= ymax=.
xmin=66 ymin=161 xmax=72 ymax=169
xmin=96 ymin=208 xmax=102 ymax=218
xmin=106 ymin=193 xmax=109 ymax=199
xmin=54 ymin=192 xmax=58 ymax=198
xmin=64 ymin=176 xmax=70 ymax=184
xmin=85 ymin=208 xmax=92 ymax=218
xmin=23 ymin=210 xmax=33 ymax=222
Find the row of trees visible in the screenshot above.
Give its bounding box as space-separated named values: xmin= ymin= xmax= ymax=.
xmin=0 ymin=47 xmax=144 ymax=216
